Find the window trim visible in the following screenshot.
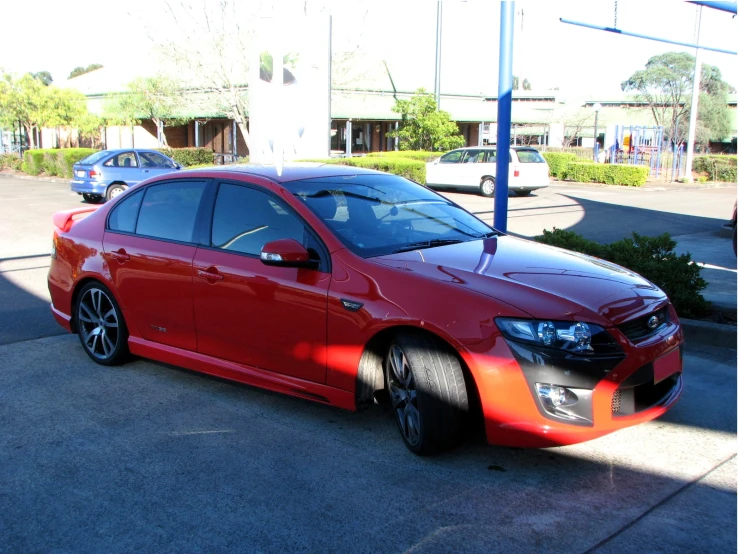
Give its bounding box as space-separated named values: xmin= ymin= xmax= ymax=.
xmin=105 ymin=178 xmax=211 ymax=247
xmin=199 ymin=179 xmax=332 ymax=273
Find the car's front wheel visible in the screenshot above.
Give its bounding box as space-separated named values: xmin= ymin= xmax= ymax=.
xmin=480 ymin=177 xmax=495 ymax=198
xmin=82 ymin=193 xmax=102 ymax=204
xmin=106 ymin=183 xmax=128 ymax=201
xmin=385 ymin=331 xmax=468 ymax=455
xmin=75 ymin=282 xmax=129 ymax=366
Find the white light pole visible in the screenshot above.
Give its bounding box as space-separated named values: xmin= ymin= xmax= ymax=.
xmin=685 ymin=5 xmax=703 ymax=183
xmin=593 ymin=103 xmax=602 ymax=162
xmin=434 ymin=1 xmax=443 ymax=109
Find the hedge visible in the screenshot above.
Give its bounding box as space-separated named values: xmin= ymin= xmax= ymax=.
xmin=563 ymin=162 xmax=649 ymax=186
xmin=155 ymin=147 xmax=214 ymax=167
xmin=535 ymin=228 xmax=710 ymax=318
xmin=692 ymin=155 xmax=737 ymax=183
xmin=300 ymin=157 xmax=426 ymax=183
xmin=541 ymin=152 xmax=577 ymax=179
xmin=0 ymin=153 xmax=24 ymax=171
xmin=366 ymin=150 xmax=442 ymax=162
xmin=22 ymin=148 xmax=98 ymax=178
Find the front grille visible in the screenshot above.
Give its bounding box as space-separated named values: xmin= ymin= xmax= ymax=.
xmin=611 ymin=390 xmax=621 ymax=413
xmin=617 ymin=307 xmax=668 ymax=342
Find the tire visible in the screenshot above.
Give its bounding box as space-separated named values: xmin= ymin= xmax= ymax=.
xmin=106 ymin=183 xmax=128 ymax=201
xmin=82 ymin=193 xmax=102 ymax=204
xmin=514 ymin=190 xmax=532 ymax=197
xmin=385 ymin=331 xmax=468 ymax=455
xmin=480 ymin=177 xmax=495 ymax=198
xmin=75 ymin=282 xmax=129 ymax=366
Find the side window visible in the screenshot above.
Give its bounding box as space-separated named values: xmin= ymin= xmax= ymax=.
xmin=462 ymin=150 xmax=484 ymax=163
xmin=516 ymin=150 xmax=546 ymax=163
xmin=103 ymin=152 xmax=139 ymax=168
xmin=211 ymin=183 xmax=306 ymax=256
xmin=140 ymin=152 xmax=177 ymax=168
xmin=484 ymin=150 xmax=497 ymax=163
xmin=439 ymin=151 xmax=463 ymax=164
xmin=108 ymin=190 xmax=144 ymax=233
xmin=135 ymin=181 xmax=206 ymax=242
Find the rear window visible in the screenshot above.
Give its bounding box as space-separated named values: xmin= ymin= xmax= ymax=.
xmin=77 ymin=151 xmax=109 ymax=165
xmin=515 ymin=150 xmax=546 ymax=163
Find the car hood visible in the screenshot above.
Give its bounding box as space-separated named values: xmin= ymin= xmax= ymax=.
xmin=372 ymin=236 xmax=666 ymax=326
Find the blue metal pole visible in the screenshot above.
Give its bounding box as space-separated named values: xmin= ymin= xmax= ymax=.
xmin=494 ymin=1 xmax=515 ymax=233
xmin=559 ymin=18 xmax=736 ymax=55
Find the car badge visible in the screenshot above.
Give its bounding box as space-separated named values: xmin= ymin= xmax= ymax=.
xmin=647 ymin=315 xmax=660 ymax=330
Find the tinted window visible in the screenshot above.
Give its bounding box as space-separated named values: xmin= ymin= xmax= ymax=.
xmin=439 ymin=151 xmax=463 ymax=163
xmin=462 ymin=150 xmax=484 ymax=163
xmin=292 ymin=174 xmax=494 ymax=258
xmin=135 ymin=181 xmax=206 ymax=242
xmin=211 ymin=183 xmax=305 ymax=256
xmin=108 ymin=190 xmax=143 ymax=233
xmin=104 ymin=152 xmax=139 ymax=168
xmin=140 ymin=151 xmax=177 ymax=168
xmin=78 ymin=151 xmax=109 ymax=165
xmin=516 ymin=150 xmax=546 ymax=163
xmin=484 ymin=150 xmax=497 ymax=163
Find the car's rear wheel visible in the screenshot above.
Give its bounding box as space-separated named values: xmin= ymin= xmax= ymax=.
xmin=385 ymin=331 xmax=468 ymax=455
xmin=514 ymin=190 xmax=532 ymax=197
xmin=82 ymin=193 xmax=102 ymax=204
xmin=480 ymin=177 xmax=495 ymax=198
xmin=106 ymin=183 xmax=128 ymax=201
xmin=75 ymin=282 xmax=129 ymax=366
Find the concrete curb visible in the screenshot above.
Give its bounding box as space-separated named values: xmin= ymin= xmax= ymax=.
xmin=681 ymin=318 xmax=737 ymax=349
xmin=0 ymin=172 xmax=68 ymax=184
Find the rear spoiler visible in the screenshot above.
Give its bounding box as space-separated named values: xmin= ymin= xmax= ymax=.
xmin=53 ymin=206 xmax=99 ymax=233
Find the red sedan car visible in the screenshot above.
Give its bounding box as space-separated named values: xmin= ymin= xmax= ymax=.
xmin=48 ymin=164 xmax=683 ymax=454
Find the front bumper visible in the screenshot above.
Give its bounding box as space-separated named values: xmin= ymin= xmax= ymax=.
xmin=462 ymin=315 xmax=683 ymax=448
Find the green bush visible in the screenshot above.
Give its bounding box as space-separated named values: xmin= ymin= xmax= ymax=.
xmin=155 ymin=147 xmax=214 ymax=167
xmin=21 ymin=148 xmax=98 ymax=177
xmin=0 ymin=153 xmax=24 ymax=171
xmin=300 ymin=156 xmax=426 ymax=183
xmin=366 ymin=150 xmax=441 ymax=162
xmin=535 ymin=228 xmax=710 ymax=318
xmin=562 ymin=162 xmax=649 ymax=186
xmin=541 ymin=152 xmax=576 ymax=179
xmin=692 ymin=155 xmax=737 ymax=183
xmin=536 ymin=146 xmax=594 ymax=160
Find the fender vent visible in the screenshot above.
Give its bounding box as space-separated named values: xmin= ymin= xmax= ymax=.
xmin=611 ymin=390 xmax=622 ymax=413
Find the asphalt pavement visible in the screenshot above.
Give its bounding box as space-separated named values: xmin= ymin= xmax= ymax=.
xmin=0 ymin=172 xmax=736 ymax=552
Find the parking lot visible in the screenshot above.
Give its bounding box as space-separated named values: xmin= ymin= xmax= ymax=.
xmin=1 ymin=174 xmax=736 ymax=552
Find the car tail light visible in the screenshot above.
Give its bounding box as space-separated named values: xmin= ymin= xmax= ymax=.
xmin=514 ymin=168 xmax=520 ymax=177
xmin=89 ymin=170 xmax=99 ymax=178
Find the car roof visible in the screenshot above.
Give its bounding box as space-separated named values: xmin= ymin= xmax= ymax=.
xmin=179 ymin=162 xmax=388 ymax=184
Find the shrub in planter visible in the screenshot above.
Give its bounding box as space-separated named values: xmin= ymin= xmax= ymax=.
xmin=692 ymin=155 xmax=737 ymax=183
xmin=541 ymin=152 xmax=576 ymax=179
xmin=300 ymin=156 xmax=426 ymax=183
xmin=155 ymin=147 xmax=214 ymax=167
xmin=22 ymin=150 xmax=46 ymax=175
xmin=535 ymin=228 xmax=710 ymax=318
xmin=0 ymin=153 xmax=24 ymax=171
xmin=366 ymin=151 xmax=441 ymax=162
xmin=21 ymin=148 xmax=98 ymax=177
xmin=562 ymin=162 xmax=648 ymax=186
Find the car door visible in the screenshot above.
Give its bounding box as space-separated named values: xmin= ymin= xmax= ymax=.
xmin=458 ymin=149 xmax=485 ymax=187
xmin=192 ymin=181 xmax=331 ymax=384
xmin=426 ymin=150 xmax=464 ymax=186
xmin=102 ymin=151 xmax=143 ymax=185
xmin=138 ymin=151 xmax=180 ymax=180
xmin=103 ymin=179 xmax=208 ymax=350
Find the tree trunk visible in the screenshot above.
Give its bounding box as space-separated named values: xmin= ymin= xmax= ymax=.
xmin=24 ymin=124 xmax=35 ymax=149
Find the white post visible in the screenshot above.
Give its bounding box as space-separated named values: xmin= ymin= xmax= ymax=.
xmin=346 ymin=120 xmax=352 ymax=157
xmin=685 ymin=6 xmax=703 ymax=183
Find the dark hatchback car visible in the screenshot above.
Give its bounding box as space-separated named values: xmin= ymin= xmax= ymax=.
xmin=49 ymin=163 xmax=683 ymax=455
xmin=70 ymin=149 xmax=181 ymax=203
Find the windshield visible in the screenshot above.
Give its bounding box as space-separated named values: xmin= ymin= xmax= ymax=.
xmin=78 ymin=151 xmax=110 ymax=165
xmin=290 ymin=174 xmax=497 ymax=258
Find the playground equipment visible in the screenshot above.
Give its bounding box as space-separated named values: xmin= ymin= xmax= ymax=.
xmin=604 ymin=124 xmax=686 ymax=180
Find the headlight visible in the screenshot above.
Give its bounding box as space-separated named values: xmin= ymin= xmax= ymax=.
xmin=496 ymin=317 xmax=619 ymax=355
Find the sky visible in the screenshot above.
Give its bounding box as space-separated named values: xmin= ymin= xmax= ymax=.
xmin=0 ymin=0 xmax=736 ymax=99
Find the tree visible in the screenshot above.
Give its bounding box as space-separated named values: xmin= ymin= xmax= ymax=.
xmin=104 ymin=75 xmax=186 ymax=146
xmin=387 ymin=88 xmax=465 ymax=151
xmin=0 ymin=71 xmax=96 ymax=148
xmin=69 ymin=64 xmax=103 ymax=79
xmin=32 ymin=71 xmax=53 ymax=86
xmin=550 ymin=107 xmax=593 ymax=148
xmin=621 ymin=52 xmax=733 ymax=148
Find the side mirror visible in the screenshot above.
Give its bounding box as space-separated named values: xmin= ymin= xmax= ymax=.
xmin=174 ymin=163 xmax=182 ymax=170
xmin=260 ymin=238 xmax=318 ymax=269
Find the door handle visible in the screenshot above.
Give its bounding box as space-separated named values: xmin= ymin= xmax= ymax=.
xmin=197 ymin=268 xmax=224 ymax=282
xmin=110 ymin=249 xmax=130 ymax=262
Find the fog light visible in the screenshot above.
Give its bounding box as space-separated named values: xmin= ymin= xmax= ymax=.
xmin=536 ymin=383 xmax=578 ymax=409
